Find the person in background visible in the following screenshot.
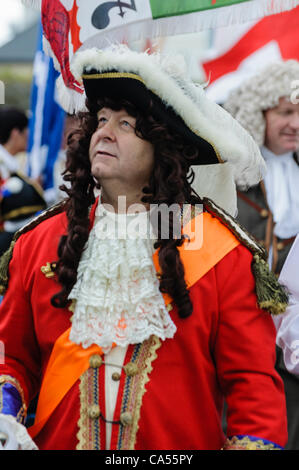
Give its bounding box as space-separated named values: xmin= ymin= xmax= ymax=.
xmin=0 ymin=46 xmax=287 ymax=450
xmin=0 ymin=107 xmax=46 ymax=255
xmin=224 ymin=60 xmax=299 ymax=274
xmin=224 ymin=60 xmax=299 ymax=449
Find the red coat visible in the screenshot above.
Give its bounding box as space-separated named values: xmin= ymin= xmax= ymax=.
xmin=0 ymin=204 xmax=287 ymax=450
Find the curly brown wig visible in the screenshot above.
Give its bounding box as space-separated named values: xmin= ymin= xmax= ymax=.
xmin=51 ymin=97 xmax=203 ymax=318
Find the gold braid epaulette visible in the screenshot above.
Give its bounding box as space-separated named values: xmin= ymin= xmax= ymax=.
xmin=0 ymin=199 xmax=68 ymax=295
xmin=202 ymin=197 xmax=288 ymax=316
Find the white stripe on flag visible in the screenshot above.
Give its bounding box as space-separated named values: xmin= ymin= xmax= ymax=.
xmin=30 ymin=51 xmax=50 ymax=179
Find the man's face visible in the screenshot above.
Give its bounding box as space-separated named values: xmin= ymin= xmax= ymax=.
xmin=10 ymin=127 xmax=28 ymax=154
xmin=264 ymin=97 xmax=299 ymax=155
xmin=89 ymin=107 xmax=154 ymax=191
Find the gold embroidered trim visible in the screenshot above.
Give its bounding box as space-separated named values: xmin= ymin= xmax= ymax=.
xmin=77 ymin=371 xmax=86 ymax=450
xmin=118 ymin=335 xmax=161 ymax=450
xmin=77 ymin=336 xmax=161 ymax=450
xmin=82 ymin=72 xmax=145 ymax=85
xmin=222 ymin=436 xmax=281 ymax=450
xmin=77 ymin=368 xmax=101 ymax=450
xmin=77 ymin=370 xmax=87 ymax=450
xmin=0 ymin=374 xmax=27 ymax=423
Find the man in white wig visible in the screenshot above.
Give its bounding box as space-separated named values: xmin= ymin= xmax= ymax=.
xmin=224 ymin=60 xmax=299 ymax=450
xmin=224 ymin=60 xmax=299 ymax=275
xmin=0 ymin=45 xmax=287 ymax=450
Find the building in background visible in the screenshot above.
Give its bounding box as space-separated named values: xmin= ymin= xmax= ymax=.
xmin=0 ymin=21 xmax=38 ymax=111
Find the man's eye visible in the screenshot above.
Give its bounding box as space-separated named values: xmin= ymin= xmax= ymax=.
xmin=98 ymin=117 xmax=107 ymax=127
xmin=279 ymin=110 xmax=292 ymax=116
xmin=121 ymin=119 xmax=134 ymax=129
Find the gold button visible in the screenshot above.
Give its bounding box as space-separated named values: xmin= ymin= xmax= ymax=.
xmin=112 ymin=372 xmax=121 ymax=381
xmin=88 ymin=404 xmax=100 ymax=419
xmin=277 ymin=242 xmax=284 ymax=251
xmin=260 ymin=209 xmax=268 ymax=218
xmin=123 ymin=362 xmax=138 ymax=377
xmin=40 ymin=262 xmax=55 ymax=278
xmin=89 ymin=354 xmax=103 ymax=368
xmin=120 ymin=411 xmax=133 ymax=426
xmin=0 ymin=377 xmax=6 ymax=385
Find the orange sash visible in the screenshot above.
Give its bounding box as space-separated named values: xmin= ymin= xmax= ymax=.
xmin=29 ymin=211 xmax=239 ymax=438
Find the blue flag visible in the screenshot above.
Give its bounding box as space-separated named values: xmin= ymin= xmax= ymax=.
xmin=27 ymin=22 xmax=65 ymax=204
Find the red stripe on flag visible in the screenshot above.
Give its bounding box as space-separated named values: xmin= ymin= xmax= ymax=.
xmin=203 ymin=6 xmax=299 ymax=84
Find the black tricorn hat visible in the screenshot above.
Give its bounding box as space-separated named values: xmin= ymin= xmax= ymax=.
xmin=82 ymin=69 xmax=219 ymax=165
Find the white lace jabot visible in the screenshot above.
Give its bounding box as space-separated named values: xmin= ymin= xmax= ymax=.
xmin=68 ymin=203 xmax=176 ymax=352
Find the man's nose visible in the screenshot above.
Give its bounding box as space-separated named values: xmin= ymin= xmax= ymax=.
xmin=289 ymin=113 xmax=299 ymax=129
xmin=96 ymin=119 xmax=116 ymax=140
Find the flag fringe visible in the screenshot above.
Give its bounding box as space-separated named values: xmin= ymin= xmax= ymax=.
xmin=42 ymin=36 xmax=86 ymax=113
xmin=22 ymin=0 xmax=299 ymax=32
xmin=56 ymin=75 xmax=87 ymax=114
xmin=121 ymin=0 xmax=299 ymax=41
xmin=52 ymin=0 xmax=299 ymax=55
xmin=21 ymin=0 xmax=41 ymax=9
xmin=42 ymin=36 xmax=61 ymax=73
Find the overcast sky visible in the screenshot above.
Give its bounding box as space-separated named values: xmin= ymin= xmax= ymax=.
xmin=0 ymin=0 xmax=38 ymax=47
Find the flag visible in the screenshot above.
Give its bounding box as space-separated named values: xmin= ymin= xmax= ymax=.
xmin=21 ymin=0 xmax=299 ymax=112
xmin=27 ymin=22 xmax=66 ymax=203
xmin=202 ymin=6 xmax=299 ymax=102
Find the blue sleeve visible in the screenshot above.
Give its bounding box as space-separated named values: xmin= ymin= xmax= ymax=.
xmin=0 ymin=376 xmax=27 ymax=424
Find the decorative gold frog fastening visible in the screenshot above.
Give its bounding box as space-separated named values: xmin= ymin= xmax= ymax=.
xmin=41 ymin=262 xmax=56 ymax=279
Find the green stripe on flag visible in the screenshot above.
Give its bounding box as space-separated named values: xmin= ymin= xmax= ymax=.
xmin=149 ymin=0 xmax=251 ymax=19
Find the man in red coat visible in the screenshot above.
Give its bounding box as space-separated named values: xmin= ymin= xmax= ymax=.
xmin=0 ymin=45 xmax=288 ymax=450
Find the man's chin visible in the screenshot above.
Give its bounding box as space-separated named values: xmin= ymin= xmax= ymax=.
xmin=277 ymin=141 xmax=299 ymax=154
xmin=282 ymin=136 xmax=299 ymax=148
xmin=285 ymin=145 xmax=299 ymax=153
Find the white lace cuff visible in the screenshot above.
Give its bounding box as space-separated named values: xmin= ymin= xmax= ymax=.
xmin=0 ymin=414 xmax=38 ymax=450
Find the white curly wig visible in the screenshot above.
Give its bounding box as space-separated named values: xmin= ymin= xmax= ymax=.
xmin=224 ymin=60 xmax=299 ymax=146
